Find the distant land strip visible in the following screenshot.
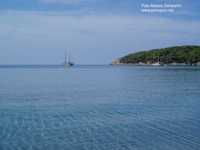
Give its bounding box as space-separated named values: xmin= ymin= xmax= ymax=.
xmin=112 ymin=45 xmax=200 ymax=66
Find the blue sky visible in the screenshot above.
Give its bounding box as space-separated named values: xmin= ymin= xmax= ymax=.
xmin=0 ymin=0 xmax=200 ymax=64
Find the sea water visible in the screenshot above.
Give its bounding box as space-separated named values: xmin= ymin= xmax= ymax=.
xmin=0 ymin=65 xmax=200 ymax=150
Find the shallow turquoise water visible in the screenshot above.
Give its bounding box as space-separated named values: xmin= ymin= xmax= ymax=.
xmin=0 ymin=66 xmax=200 ymax=150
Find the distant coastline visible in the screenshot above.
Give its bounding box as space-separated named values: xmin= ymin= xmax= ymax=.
xmin=112 ymin=45 xmax=200 ymax=66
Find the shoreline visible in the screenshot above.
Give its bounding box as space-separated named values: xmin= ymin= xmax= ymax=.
xmin=0 ymin=64 xmax=200 ymax=69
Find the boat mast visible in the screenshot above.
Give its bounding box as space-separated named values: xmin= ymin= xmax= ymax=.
xmin=64 ymin=51 xmax=67 ymax=65
xmin=68 ymin=51 xmax=71 ymax=64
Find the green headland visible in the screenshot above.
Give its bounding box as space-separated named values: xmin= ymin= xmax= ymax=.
xmin=112 ymin=45 xmax=200 ymax=66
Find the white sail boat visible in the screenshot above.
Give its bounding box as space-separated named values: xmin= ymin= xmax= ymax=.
xmin=63 ymin=51 xmax=74 ymax=68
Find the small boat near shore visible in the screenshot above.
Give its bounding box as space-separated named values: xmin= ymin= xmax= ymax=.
xmin=151 ymin=62 xmax=161 ymax=66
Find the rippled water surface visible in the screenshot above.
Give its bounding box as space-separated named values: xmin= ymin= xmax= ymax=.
xmin=0 ymin=66 xmax=200 ymax=150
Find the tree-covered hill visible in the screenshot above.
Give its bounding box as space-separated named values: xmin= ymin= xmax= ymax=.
xmin=117 ymin=46 xmax=200 ymax=65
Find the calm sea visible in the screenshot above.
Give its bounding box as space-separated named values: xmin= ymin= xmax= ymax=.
xmin=0 ymin=65 xmax=200 ymax=150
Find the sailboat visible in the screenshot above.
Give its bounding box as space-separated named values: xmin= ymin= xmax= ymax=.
xmin=63 ymin=51 xmax=74 ymax=68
